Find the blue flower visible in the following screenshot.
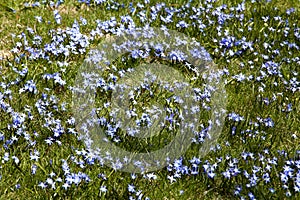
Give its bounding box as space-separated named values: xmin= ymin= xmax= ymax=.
xmin=22 ymin=80 xmax=38 ymax=94
xmin=53 ymin=10 xmax=62 ymax=24
xmin=128 ymin=184 xmax=136 ymax=193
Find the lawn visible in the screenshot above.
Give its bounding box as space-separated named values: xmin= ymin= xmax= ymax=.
xmin=0 ymin=0 xmax=299 ymax=199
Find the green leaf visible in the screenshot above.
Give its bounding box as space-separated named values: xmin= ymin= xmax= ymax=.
xmin=0 ymin=3 xmax=15 ymax=13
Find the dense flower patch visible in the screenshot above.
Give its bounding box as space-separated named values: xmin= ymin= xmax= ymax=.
xmin=0 ymin=0 xmax=299 ymax=199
